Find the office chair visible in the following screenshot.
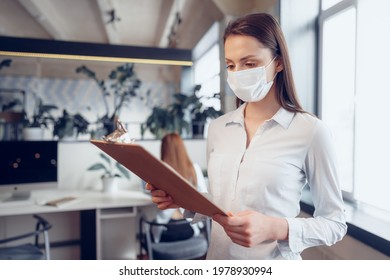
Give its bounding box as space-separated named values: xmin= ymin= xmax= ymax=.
xmin=0 ymin=214 xmax=52 ymax=260
xmin=139 ymin=216 xmax=210 ymax=260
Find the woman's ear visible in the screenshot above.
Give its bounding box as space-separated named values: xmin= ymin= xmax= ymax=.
xmin=276 ymin=57 xmax=284 ymax=72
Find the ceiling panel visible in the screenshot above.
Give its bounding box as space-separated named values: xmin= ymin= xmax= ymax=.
xmin=0 ymin=0 xmax=51 ymax=38
xmin=0 ymin=0 xmax=278 ymax=49
xmin=111 ymin=0 xmax=165 ymax=46
xmin=18 ymin=0 xmax=108 ymax=42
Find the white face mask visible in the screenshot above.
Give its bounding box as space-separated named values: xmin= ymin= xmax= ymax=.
xmin=227 ymin=57 xmax=277 ymax=102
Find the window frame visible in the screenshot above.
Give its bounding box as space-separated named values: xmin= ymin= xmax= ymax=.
xmin=318 ymin=0 xmax=358 ymax=202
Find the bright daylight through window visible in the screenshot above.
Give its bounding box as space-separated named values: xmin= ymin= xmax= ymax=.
xmin=319 ymin=0 xmax=390 ymax=215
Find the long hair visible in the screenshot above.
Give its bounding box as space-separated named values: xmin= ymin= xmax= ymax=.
xmin=161 ymin=133 xmax=197 ymax=187
xmin=224 ymin=13 xmax=305 ymax=113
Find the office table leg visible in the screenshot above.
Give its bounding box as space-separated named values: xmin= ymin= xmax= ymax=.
xmin=80 ymin=210 xmax=97 ymax=260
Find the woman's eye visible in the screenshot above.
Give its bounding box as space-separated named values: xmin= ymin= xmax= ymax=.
xmin=245 ymin=62 xmax=256 ymax=68
xmin=226 ymin=65 xmax=234 ymax=70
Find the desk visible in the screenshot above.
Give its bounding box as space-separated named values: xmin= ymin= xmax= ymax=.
xmin=0 ymin=189 xmax=155 ymax=259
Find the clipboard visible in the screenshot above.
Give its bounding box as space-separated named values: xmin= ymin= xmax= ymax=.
xmin=90 ymin=140 xmax=227 ymax=217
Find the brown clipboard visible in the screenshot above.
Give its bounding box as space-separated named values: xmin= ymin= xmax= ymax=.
xmin=90 ymin=140 xmax=227 ymax=217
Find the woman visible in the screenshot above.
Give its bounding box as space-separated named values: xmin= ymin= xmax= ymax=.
xmin=147 ymin=13 xmax=347 ymax=259
xmin=152 ymin=132 xmax=207 ymax=242
xmin=161 ymin=132 xmax=206 ymax=193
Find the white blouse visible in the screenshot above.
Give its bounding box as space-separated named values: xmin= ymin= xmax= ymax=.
xmin=204 ymin=104 xmax=347 ymax=259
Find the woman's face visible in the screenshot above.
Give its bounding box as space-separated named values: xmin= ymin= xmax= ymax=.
xmin=225 ymin=35 xmax=277 ymax=77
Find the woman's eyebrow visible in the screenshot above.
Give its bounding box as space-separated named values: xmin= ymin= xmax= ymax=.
xmin=239 ymin=55 xmax=258 ymax=61
xmin=225 ymin=55 xmax=259 ymax=63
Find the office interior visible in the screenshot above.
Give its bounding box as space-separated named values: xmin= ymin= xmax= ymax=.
xmin=0 ymin=0 xmax=389 ymax=260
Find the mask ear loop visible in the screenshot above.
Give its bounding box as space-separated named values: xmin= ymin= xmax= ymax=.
xmin=265 ymin=56 xmax=278 ymax=68
xmin=266 ymin=56 xmax=278 ymax=83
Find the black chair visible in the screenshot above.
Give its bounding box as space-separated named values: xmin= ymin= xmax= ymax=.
xmin=139 ymin=216 xmax=210 ymax=260
xmin=0 ymin=214 xmax=52 ymax=260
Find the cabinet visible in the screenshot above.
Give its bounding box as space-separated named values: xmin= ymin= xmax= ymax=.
xmin=96 ymin=207 xmax=138 ymax=260
xmin=79 ymin=201 xmax=156 ymax=260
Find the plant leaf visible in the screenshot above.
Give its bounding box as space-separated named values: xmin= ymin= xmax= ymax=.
xmin=116 ymin=162 xmax=130 ymax=179
xmin=87 ymin=163 xmax=106 ymax=171
xmin=99 ymin=153 xmax=111 ymax=164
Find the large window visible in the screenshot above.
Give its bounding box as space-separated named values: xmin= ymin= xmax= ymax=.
xmin=321 ymin=0 xmax=343 ymax=10
xmin=319 ymin=0 xmax=390 ymax=214
xmin=319 ymin=4 xmax=356 ymax=194
xmin=194 ymin=43 xmax=221 ymax=110
xmin=193 ymin=22 xmax=221 ymax=111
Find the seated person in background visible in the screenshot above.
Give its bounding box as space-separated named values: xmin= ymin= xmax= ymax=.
xmin=161 ymin=132 xmax=207 ymax=193
xmin=153 ymin=132 xmax=207 ymax=242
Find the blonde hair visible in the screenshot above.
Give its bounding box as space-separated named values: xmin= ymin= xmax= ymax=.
xmin=161 ymin=133 xmax=197 ymax=187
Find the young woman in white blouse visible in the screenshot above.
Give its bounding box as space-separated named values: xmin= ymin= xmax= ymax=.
xmin=147 ymin=13 xmax=347 ymax=259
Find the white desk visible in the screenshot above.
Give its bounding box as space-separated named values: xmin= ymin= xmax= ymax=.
xmin=0 ymin=189 xmax=152 ymax=216
xmin=0 ymin=189 xmax=155 ymax=259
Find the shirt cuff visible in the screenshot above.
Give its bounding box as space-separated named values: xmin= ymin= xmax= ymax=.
xmin=277 ymin=218 xmax=303 ymax=259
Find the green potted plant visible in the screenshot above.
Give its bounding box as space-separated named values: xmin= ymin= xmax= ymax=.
xmin=142 ymin=107 xmax=174 ymax=139
xmin=142 ymin=91 xmax=194 ymax=139
xmin=142 ymin=84 xmax=222 ymax=139
xmin=76 ymin=63 xmax=141 ymax=138
xmin=22 ymin=95 xmax=58 ymax=140
xmin=87 ymin=152 xmax=130 ymax=193
xmin=0 ymin=59 xmax=27 ymax=141
xmin=53 ymin=109 xmax=89 ymax=141
xmin=186 ymin=85 xmax=223 ymax=138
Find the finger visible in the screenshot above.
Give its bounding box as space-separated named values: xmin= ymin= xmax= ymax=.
xmin=150 ymin=189 xmax=168 ymax=197
xmin=213 ymin=214 xmax=228 ymax=225
xmin=223 ymin=229 xmax=252 ymax=247
xmin=157 ymin=201 xmax=177 ymax=210
xmin=151 ymin=195 xmax=172 ymax=204
xmin=225 ymin=224 xmax=248 ymax=236
xmin=145 ymin=183 xmax=155 ymax=191
xmin=228 ymin=237 xmax=250 ymax=248
xmin=235 ymin=210 xmax=253 ymax=217
xmin=214 ymin=214 xmax=245 ymax=227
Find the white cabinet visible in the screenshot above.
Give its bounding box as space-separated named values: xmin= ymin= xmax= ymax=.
xmin=96 ymin=207 xmax=138 ymax=260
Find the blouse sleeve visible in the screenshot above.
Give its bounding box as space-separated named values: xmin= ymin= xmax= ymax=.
xmin=278 ymin=120 xmax=348 ymax=258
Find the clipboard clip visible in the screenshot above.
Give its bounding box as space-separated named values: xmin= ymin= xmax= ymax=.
xmin=102 ymin=120 xmax=135 ymax=144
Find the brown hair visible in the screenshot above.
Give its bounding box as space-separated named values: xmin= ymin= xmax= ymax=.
xmin=224 ymin=13 xmax=305 ymax=113
xmin=161 ymin=133 xmax=197 ymax=187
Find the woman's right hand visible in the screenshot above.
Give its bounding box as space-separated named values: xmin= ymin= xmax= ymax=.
xmin=145 ymin=183 xmax=180 ymax=210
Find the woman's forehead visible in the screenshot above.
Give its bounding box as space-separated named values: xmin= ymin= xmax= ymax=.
xmin=225 ymin=34 xmax=265 ymax=47
xmin=224 ymin=35 xmax=271 ymax=60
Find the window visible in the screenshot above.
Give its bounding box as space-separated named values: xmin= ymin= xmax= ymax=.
xmin=193 ymin=22 xmax=221 ymax=111
xmin=319 ymin=5 xmax=356 ymax=193
xmin=321 ymin=0 xmax=343 ymax=10
xmin=319 ymin=0 xmax=390 ymax=214
xmin=194 ymin=44 xmax=221 ymax=110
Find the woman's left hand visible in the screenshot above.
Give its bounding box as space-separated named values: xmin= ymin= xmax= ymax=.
xmin=213 ymin=210 xmax=288 ymax=247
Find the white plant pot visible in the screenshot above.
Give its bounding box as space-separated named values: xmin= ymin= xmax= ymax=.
xmin=60 ymin=127 xmax=78 ymax=142
xmin=102 ymin=176 xmax=119 ymax=193
xmin=23 ymin=127 xmax=44 ymax=140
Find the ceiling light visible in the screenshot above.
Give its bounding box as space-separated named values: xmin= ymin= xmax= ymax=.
xmin=0 ymin=36 xmax=193 ymax=67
